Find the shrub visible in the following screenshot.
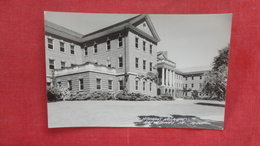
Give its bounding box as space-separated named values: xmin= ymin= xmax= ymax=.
xmin=161 ymin=93 xmax=174 ymax=101
xmin=47 ymin=87 xmax=61 ymax=102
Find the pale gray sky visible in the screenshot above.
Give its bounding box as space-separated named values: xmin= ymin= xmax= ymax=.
xmin=45 ymin=12 xmax=232 ymax=68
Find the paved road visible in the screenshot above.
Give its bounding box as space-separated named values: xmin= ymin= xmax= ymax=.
xmin=48 ymin=100 xmax=225 ymax=129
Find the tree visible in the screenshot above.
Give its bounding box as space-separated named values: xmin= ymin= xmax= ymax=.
xmin=202 ymin=45 xmax=229 ymax=101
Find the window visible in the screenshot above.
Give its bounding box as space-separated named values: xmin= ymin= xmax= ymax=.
xmin=107 ymin=39 xmax=111 ymax=50
xmin=143 ymin=60 xmax=146 ymax=70
xmin=57 ymin=81 xmax=61 ymax=87
xmin=68 ymin=80 xmax=72 ymax=90
xmin=135 ymin=80 xmax=138 ymax=90
xmin=150 ymin=44 xmax=152 ymax=54
xmin=119 ymin=80 xmax=124 ymax=90
xmin=96 ymin=79 xmax=101 ymax=90
xmin=135 ymin=57 xmax=139 ymax=68
xmin=150 ymin=82 xmax=152 ymax=91
xmin=60 ymin=42 xmax=65 ymax=52
xmin=143 ymin=41 xmax=146 ymax=51
xmin=84 ymin=46 xmax=88 ymax=56
xmin=143 ymin=81 xmax=145 ymax=91
xmin=186 ymin=77 xmax=187 ymax=80
xmin=94 ymin=43 xmax=97 ymax=54
xmin=135 ymin=37 xmax=139 ymax=48
xmin=47 ymin=38 xmax=53 ymax=49
xmin=108 ymin=80 xmax=113 ymax=90
xmin=185 ymin=84 xmax=187 ymax=88
xmin=200 ymin=76 xmax=202 ymax=79
xmin=118 ymin=57 xmax=123 ymax=68
xmin=118 ymin=36 xmax=123 ymax=47
xmin=61 ymin=61 xmax=65 ymax=69
xmin=191 ymin=83 xmax=194 ymax=88
xmin=79 ymin=79 xmax=84 ymax=90
xmin=70 ymin=45 xmax=75 ymax=54
xmin=49 ymin=59 xmax=54 ymax=69
xmin=150 ymin=62 xmax=152 ymax=71
xmin=192 ymin=76 xmax=194 ymax=80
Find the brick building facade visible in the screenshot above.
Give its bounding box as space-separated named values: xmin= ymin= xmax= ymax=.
xmin=45 ymin=14 xmax=210 ymax=97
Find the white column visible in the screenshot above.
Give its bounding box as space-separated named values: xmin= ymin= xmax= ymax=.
xmin=165 ymin=68 xmax=168 ymax=86
xmin=162 ymin=67 xmax=164 ymax=86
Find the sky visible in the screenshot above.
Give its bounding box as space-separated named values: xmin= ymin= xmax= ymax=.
xmin=45 ymin=12 xmax=232 ymax=68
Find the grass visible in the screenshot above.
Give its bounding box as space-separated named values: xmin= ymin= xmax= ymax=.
xmin=48 ymin=100 xmax=225 ymax=129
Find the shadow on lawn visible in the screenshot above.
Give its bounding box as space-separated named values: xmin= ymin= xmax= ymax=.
xmin=134 ymin=115 xmax=223 ymax=130
xmin=195 ymin=102 xmax=225 ymax=107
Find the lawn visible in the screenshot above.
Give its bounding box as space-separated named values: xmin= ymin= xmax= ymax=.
xmin=48 ymin=99 xmax=225 ymax=129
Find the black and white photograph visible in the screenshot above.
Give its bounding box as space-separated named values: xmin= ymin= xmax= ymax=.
xmin=45 ymin=12 xmax=232 ymax=129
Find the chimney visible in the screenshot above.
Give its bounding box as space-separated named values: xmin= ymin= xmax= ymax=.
xmin=163 ymin=51 xmax=168 ymax=58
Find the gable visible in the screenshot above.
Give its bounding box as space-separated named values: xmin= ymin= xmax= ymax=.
xmin=136 ymin=21 xmax=154 ymax=37
xmin=130 ymin=15 xmax=160 ymax=42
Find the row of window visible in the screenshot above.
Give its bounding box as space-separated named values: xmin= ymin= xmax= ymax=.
xmin=185 ymin=76 xmax=202 ymax=80
xmin=184 ymin=83 xmax=202 ymax=88
xmin=57 ymin=79 xmax=152 ymax=92
xmin=47 ymin=38 xmax=75 ymax=55
xmin=84 ymin=36 xmax=123 ymax=56
xmin=48 ymin=56 xmax=124 ymax=70
xmin=135 ymin=58 xmax=153 ymax=71
xmin=135 ymin=80 xmax=152 ymax=91
xmin=135 ymin=37 xmax=153 ymax=54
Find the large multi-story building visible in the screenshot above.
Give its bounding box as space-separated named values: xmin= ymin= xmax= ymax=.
xmin=45 ymin=14 xmax=210 ymax=98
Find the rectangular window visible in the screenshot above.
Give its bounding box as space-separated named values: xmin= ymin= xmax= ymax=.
xmin=70 ymin=45 xmax=75 ymax=54
xmin=135 ymin=57 xmax=139 ymax=68
xmin=143 ymin=81 xmax=145 ymax=91
xmin=49 ymin=59 xmax=54 ymax=69
xmin=107 ymin=39 xmax=111 ymax=50
xmin=79 ymin=79 xmax=84 ymax=90
xmin=94 ymin=43 xmax=97 ymax=53
xmin=185 ymin=84 xmax=187 ymax=88
xmin=47 ymin=38 xmax=53 ymax=49
xmin=84 ymin=46 xmax=88 ymax=56
xmin=118 ymin=36 xmax=123 ymax=47
xmin=60 ymin=42 xmax=65 ymax=52
xmin=96 ymin=79 xmax=101 ymax=90
xmin=150 ymin=62 xmax=152 ymax=71
xmin=199 ymin=83 xmax=202 ymax=88
xmin=68 ymin=80 xmax=72 ymax=90
xmin=61 ymin=61 xmax=65 ymax=69
xmin=135 ymin=80 xmax=138 ymax=90
xmin=143 ymin=41 xmax=146 ymax=51
xmin=191 ymin=83 xmax=194 ymax=88
xmin=200 ymin=76 xmax=202 ymax=79
xmin=143 ymin=60 xmax=146 ymax=70
xmin=150 ymin=82 xmax=152 ymax=91
xmin=150 ymin=44 xmax=152 ymax=54
xmin=108 ymin=80 xmax=113 ymax=90
xmin=192 ymin=76 xmax=194 ymax=80
xmin=186 ymin=77 xmax=187 ymax=80
xmin=119 ymin=80 xmax=124 ymax=90
xmin=135 ymin=37 xmax=139 ymax=48
xmin=118 ymin=57 xmax=123 ymax=68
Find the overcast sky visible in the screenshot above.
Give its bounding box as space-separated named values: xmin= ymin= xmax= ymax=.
xmin=45 ymin=12 xmax=232 ymax=68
